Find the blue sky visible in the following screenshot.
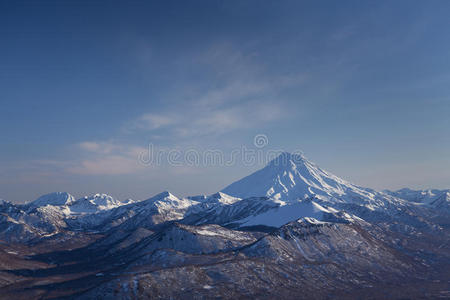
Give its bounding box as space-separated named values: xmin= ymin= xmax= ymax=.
xmin=1 ymin=0 xmax=450 ymax=202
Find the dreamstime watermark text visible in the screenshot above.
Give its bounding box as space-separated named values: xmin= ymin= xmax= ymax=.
xmin=138 ymin=134 xmax=304 ymax=167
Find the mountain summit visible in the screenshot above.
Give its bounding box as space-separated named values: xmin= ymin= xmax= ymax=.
xmin=27 ymin=192 xmax=75 ymax=208
xmin=221 ymin=152 xmax=371 ymax=202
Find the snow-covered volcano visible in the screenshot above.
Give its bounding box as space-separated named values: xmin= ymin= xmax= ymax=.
xmin=221 ymin=152 xmax=380 ymax=203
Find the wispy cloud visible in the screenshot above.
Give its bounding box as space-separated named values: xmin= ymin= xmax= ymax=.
xmin=127 ymin=99 xmax=284 ymax=138
xmin=125 ymin=44 xmax=307 ymax=139
xmin=78 ymin=141 xmax=121 ymax=154
xmin=121 ymin=41 xmax=305 ymax=140
xmin=68 ymin=155 xmax=143 ymax=175
xmin=67 ymin=142 xmax=147 ymax=175
xmin=174 ymin=101 xmax=285 ymax=138
xmin=126 ymin=98 xmax=286 ymax=139
xmin=132 ymin=114 xmax=175 ymax=131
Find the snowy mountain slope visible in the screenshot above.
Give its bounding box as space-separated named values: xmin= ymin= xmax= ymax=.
xmin=68 ymin=193 xmax=127 ymax=213
xmin=24 ymin=193 xmax=131 ymax=216
xmin=26 ymin=192 xmax=76 ymax=210
xmin=217 ymin=152 xmax=434 ymax=230
xmin=386 ymin=188 xmax=450 ymax=211
xmin=97 ymin=191 xmax=266 ymax=233
xmin=74 ymin=218 xmax=419 ymax=300
xmin=0 ymin=213 xmax=41 ymax=243
xmin=11 ymin=190 xmax=234 ymax=234
xmin=188 ymin=192 xmax=241 ymax=205
xmin=70 ymin=191 xmax=205 ymax=232
xmin=235 ymin=199 xmax=366 ymax=228
xmin=385 ymin=188 xmax=449 ymax=203
xmin=0 ymin=193 xmax=134 ymax=241
xmin=221 ymin=152 xmax=378 ymax=202
xmin=220 ymin=152 xmax=410 ymax=210
xmin=182 ymin=196 xmax=279 ymax=228
xmin=242 ymin=217 xmax=411 ymax=273
xmin=114 ymin=191 xmax=202 ymax=230
xmin=0 ymin=200 xmax=66 ymax=242
xmin=182 ymin=195 xmax=365 ymax=230
xmin=126 ymin=223 xmax=258 ymax=257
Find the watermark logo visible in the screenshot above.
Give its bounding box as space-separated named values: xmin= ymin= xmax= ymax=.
xmin=253 ymin=134 xmax=268 ymax=148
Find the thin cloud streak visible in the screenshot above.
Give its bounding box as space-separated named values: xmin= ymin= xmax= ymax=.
xmin=67 ymin=142 xmax=148 ymax=175
xmin=122 ymin=41 xmax=305 ymax=139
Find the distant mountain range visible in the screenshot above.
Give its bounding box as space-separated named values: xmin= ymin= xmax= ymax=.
xmin=0 ymin=152 xmax=449 ymax=299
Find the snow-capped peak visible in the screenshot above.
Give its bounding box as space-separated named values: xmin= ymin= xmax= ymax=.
xmin=82 ymin=193 xmax=120 ymax=207
xmin=141 ymin=191 xmax=198 ymax=211
xmin=187 ymin=192 xmax=241 ymax=205
xmin=28 ymin=192 xmax=75 ymax=208
xmin=207 ymin=192 xmax=241 ymax=205
xmin=385 ymin=188 xmax=450 ymax=210
xmin=146 ymin=191 xmax=179 ymax=202
xmin=221 ymin=152 xmax=368 ymax=202
xmin=68 ymin=193 xmax=124 ymax=213
xmin=266 ymin=151 xmax=307 ymax=167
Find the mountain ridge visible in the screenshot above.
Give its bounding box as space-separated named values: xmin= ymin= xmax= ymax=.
xmin=0 ymin=152 xmax=449 ymax=299
xmin=1 ymin=152 xmax=441 ymax=237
